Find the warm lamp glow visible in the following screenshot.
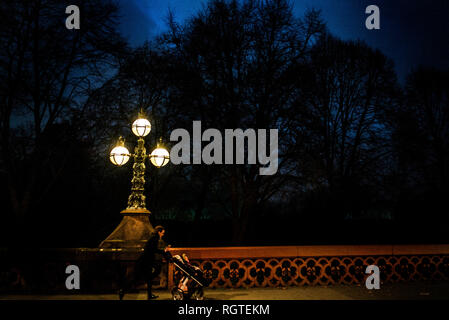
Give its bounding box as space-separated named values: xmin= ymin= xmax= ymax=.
xmin=149 ymin=147 xmax=170 ymax=168
xmin=110 ymin=137 xmax=130 ymax=166
xmin=132 ymin=118 xmax=151 ymax=137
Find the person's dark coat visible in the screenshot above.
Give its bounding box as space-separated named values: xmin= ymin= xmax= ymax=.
xmin=138 ymin=232 xmax=165 ymax=270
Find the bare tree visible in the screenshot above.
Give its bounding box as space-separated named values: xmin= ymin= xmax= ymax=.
xmin=391 ymin=67 xmax=449 ymax=222
xmin=0 ymin=0 xmax=126 ymax=230
xmin=291 ymin=33 xmax=401 ymax=220
xmin=161 ymin=0 xmax=324 ymax=242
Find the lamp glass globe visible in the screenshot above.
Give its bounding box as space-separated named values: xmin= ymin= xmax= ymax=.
xmin=150 ymin=147 xmax=170 ymax=167
xmin=110 ymin=146 xmax=130 ymax=166
xmin=132 ymin=118 xmax=151 ymax=137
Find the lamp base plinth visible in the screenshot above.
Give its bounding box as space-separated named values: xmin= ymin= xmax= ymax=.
xmin=99 ymin=210 xmax=154 ymax=249
xmin=120 ymin=208 xmax=151 ymax=215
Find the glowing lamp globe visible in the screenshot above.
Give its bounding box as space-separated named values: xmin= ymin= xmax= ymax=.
xmin=150 ymin=147 xmax=170 ymax=168
xmin=110 ymin=137 xmax=130 ymax=166
xmin=132 ymin=118 xmax=151 ymax=137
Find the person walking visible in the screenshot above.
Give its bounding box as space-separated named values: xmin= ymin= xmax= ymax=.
xmin=118 ymin=225 xmax=170 ymax=300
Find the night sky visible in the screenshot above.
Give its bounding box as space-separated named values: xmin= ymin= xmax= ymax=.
xmin=118 ymin=0 xmax=449 ymax=83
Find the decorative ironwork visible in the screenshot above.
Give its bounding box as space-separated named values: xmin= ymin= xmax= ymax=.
xmin=172 ymin=255 xmax=449 ymax=288
xmin=127 ymin=138 xmax=148 ymax=210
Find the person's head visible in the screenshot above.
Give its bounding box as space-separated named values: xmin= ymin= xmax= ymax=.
xmin=154 ymin=225 xmax=165 ymax=239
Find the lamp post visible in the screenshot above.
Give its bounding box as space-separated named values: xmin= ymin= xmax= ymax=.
xmin=99 ymin=111 xmax=169 ymax=249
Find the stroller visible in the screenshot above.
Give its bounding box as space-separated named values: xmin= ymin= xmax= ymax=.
xmin=170 ymin=253 xmax=208 ymax=300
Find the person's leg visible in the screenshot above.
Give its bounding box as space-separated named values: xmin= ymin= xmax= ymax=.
xmin=147 ymin=263 xmax=162 ymax=299
xmin=117 ymin=263 xmax=128 ymax=300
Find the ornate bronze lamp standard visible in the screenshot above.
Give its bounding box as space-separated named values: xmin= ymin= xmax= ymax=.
xmin=99 ymin=112 xmax=169 ymax=249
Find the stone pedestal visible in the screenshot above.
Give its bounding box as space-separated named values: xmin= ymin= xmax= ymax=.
xmin=99 ymin=209 xmax=154 ymax=249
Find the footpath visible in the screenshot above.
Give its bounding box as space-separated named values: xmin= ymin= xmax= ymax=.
xmin=1 ymin=281 xmax=448 ymax=300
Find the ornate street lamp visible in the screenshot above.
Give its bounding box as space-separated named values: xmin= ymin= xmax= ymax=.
xmin=99 ymin=110 xmax=169 ymax=249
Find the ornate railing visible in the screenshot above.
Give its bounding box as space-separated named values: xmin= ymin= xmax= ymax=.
xmin=1 ymin=245 xmax=449 ymax=293
xmin=168 ymin=245 xmax=449 ymax=288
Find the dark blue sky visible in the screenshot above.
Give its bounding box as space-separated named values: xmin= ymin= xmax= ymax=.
xmin=118 ymin=0 xmax=449 ymax=82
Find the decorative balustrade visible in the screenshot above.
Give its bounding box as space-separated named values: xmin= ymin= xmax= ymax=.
xmin=1 ymin=245 xmax=449 ymax=293
xmin=168 ymin=245 xmax=449 ymax=289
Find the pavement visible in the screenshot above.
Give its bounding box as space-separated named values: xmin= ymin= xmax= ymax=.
xmin=1 ymin=281 xmax=449 ymax=300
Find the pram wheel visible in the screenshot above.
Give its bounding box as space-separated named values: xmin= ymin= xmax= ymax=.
xmin=191 ymin=287 xmax=204 ymax=300
xmin=171 ymin=288 xmax=184 ymax=300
